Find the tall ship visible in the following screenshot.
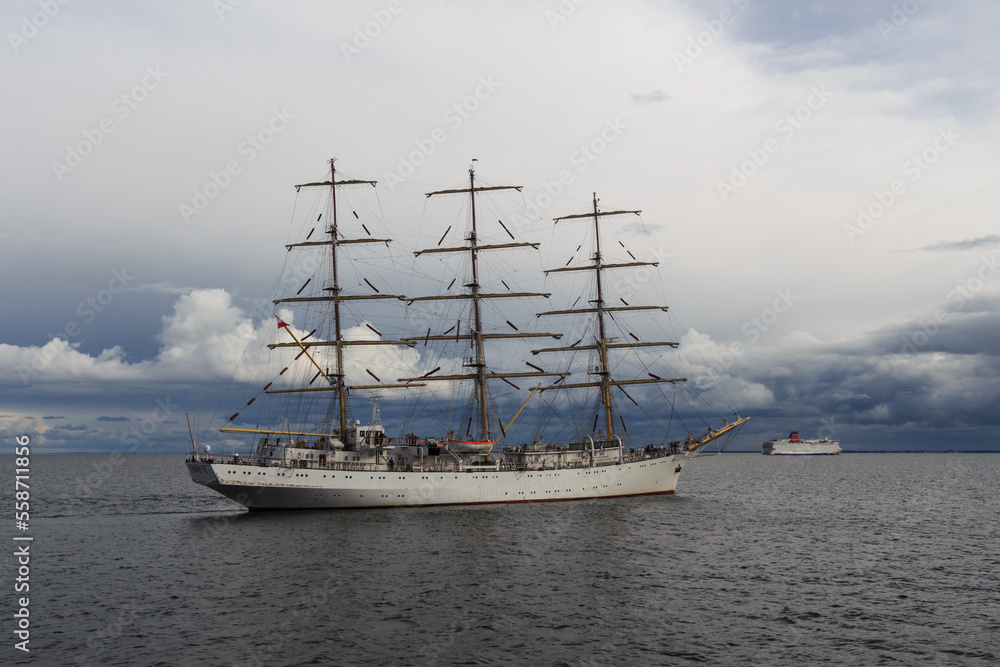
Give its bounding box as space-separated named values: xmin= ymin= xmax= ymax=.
xmin=186 ymin=158 xmax=749 ymax=509
xmin=762 ymin=432 xmax=841 ymax=455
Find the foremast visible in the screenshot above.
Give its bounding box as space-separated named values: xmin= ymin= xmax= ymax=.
xmin=225 ymin=158 xmax=421 ymax=448
xmin=398 ymin=166 xmax=567 ymax=443
xmin=535 ymin=194 xmax=685 ymax=443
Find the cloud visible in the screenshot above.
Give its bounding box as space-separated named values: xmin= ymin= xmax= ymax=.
xmin=0 ymin=287 xmax=429 ymax=450
xmin=130 ymin=283 xmax=200 ymax=295
xmin=615 ymin=220 xmax=665 ymax=237
xmin=631 ymin=279 xmax=1000 ymax=449
xmin=0 ymin=288 xmax=424 ymax=392
xmin=914 ymin=235 xmax=1000 ymax=252
xmin=2 ymin=282 xmax=999 ymax=451
xmin=630 ymin=90 xmax=670 ymax=105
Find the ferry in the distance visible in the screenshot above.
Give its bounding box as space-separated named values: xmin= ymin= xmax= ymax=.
xmin=762 ymin=432 xmax=841 ymax=455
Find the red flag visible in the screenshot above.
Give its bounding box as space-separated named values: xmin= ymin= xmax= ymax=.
xmin=277 ymin=319 xmax=289 ymax=329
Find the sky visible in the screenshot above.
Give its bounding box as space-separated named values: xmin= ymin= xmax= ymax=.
xmin=1 ymin=0 xmax=998 ymax=453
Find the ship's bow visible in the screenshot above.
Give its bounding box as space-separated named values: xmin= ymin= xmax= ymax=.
xmin=186 ymin=459 xmax=220 ymax=486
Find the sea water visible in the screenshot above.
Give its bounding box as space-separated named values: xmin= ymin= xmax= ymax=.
xmin=2 ymin=453 xmax=997 ymax=665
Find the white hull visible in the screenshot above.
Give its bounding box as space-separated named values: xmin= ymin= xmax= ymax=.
xmin=187 ymin=456 xmax=687 ymax=510
xmin=762 ymin=441 xmax=841 ymax=455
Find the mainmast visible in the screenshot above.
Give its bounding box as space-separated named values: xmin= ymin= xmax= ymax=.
xmin=329 ymin=160 xmax=349 ymax=442
xmin=591 ymin=194 xmax=613 ymax=439
xmin=467 ymin=167 xmax=489 ymax=439
xmin=536 ymin=193 xmax=686 ymax=442
xmin=399 ymin=166 xmax=568 ymax=442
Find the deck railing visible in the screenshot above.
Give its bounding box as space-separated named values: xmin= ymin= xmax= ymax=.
xmin=188 ymin=445 xmax=682 ymax=473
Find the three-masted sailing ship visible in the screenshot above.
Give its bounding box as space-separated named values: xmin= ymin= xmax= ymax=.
xmin=186 ymin=158 xmax=748 ymax=509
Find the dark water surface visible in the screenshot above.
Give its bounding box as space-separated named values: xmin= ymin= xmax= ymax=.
xmin=2 ymin=453 xmax=998 ymax=665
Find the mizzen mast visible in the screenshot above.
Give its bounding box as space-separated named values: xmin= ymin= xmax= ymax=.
xmin=536 ymin=193 xmax=685 ymax=442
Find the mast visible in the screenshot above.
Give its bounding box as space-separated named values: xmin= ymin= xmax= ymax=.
xmin=400 ymin=166 xmax=568 ymax=442
xmin=590 ymin=194 xmax=614 ymax=439
xmin=330 ymin=159 xmax=348 ymax=444
xmin=536 ymin=194 xmax=686 ymax=443
xmin=275 ymin=158 xmax=421 ymax=446
xmin=466 ymin=168 xmax=490 ymax=439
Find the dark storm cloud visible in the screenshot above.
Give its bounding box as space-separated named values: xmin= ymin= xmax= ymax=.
xmin=732 ymin=310 xmax=1000 ymax=434
xmin=863 ymin=293 xmax=1000 ymax=356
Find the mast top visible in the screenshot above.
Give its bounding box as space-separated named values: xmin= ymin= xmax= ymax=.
xmin=294 ymin=158 xmax=376 ymax=191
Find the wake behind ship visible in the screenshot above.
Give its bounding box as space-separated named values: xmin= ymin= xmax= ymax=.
xmin=186 ymin=158 xmax=748 ymax=509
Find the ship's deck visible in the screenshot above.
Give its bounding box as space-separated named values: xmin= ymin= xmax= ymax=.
xmin=185 ymin=446 xmax=681 ymax=473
